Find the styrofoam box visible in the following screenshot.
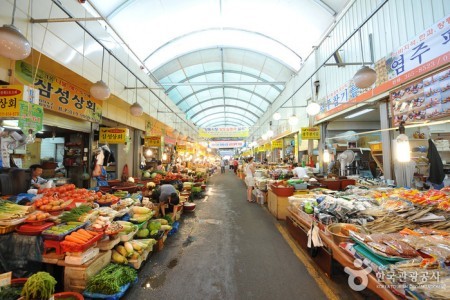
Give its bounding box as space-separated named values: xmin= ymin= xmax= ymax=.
xmin=65 ymin=247 xmax=99 ymax=265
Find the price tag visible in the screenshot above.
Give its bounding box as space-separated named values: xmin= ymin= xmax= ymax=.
xmin=0 ymin=272 xmax=12 ymax=288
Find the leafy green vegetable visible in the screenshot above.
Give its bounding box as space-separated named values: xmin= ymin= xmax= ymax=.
xmin=21 ymin=272 xmax=57 ymax=300
xmin=86 ymin=263 xmax=137 ymax=295
xmin=163 ymin=214 xmax=173 ymax=225
xmin=59 ymin=205 xmax=92 ymax=223
xmin=0 ymin=286 xmax=22 ymax=300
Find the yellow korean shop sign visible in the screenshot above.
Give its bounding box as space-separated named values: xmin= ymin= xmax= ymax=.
xmin=301 ymin=127 xmax=321 ymax=140
xmin=177 ymin=144 xmax=187 ymax=152
xmin=0 ymin=85 xmax=39 ymax=117
xmin=144 ymin=136 xmax=162 ymax=147
xmin=14 ymin=61 xmax=103 ymax=123
xmin=99 ymin=128 xmax=129 ymax=144
xmin=271 ymin=139 xmax=282 ymax=149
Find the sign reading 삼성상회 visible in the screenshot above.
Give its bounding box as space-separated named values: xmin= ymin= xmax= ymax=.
xmin=301 ymin=127 xmax=321 ymax=140
xmin=99 ymin=128 xmax=129 ymax=144
xmin=14 ymin=61 xmax=103 ymax=123
xmin=0 ymin=85 xmax=39 ymax=118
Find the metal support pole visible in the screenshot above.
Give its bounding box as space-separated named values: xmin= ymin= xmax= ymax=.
xmin=379 ymin=101 xmax=392 ymax=179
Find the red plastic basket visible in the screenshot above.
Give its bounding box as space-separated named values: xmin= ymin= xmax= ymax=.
xmin=53 ymin=291 xmax=84 ymax=300
xmin=60 ymin=232 xmax=104 ymax=253
xmin=270 ymin=184 xmax=294 ymax=197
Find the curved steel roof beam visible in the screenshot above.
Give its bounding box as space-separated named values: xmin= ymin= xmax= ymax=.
xmin=185 ymin=97 xmax=264 ymax=115
xmin=198 ymin=116 xmax=253 ymax=128
xmin=176 ymin=86 xmax=272 ymax=107
xmin=164 ymin=70 xmax=283 ymax=93
xmin=143 ymin=27 xmax=302 ymax=65
xmin=196 ymin=112 xmax=256 ymax=127
xmin=190 ymin=105 xmax=260 ymax=121
xmin=106 ymin=0 xmax=138 ymax=20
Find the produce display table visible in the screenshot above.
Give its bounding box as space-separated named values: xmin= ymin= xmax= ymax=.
xmin=287 ymin=207 xmax=397 ymax=300
xmin=267 ymin=189 xmax=289 ymax=220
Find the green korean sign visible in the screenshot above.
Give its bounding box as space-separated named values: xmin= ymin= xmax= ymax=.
xmin=18 ymin=101 xmax=44 ymax=133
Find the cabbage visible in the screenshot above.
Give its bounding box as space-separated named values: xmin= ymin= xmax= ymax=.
xmin=143 ymin=171 xmax=151 ymax=178
xmin=148 ymin=221 xmax=161 ymax=231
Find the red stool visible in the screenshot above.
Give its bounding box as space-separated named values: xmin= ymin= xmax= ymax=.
xmin=44 ymin=240 xmax=63 ymax=255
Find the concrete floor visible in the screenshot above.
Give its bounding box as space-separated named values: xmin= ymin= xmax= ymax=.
xmin=126 ymin=170 xmax=331 ymax=300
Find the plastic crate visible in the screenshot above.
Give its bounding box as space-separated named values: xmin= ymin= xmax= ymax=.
xmin=293 ymin=183 xmax=308 ymax=190
xmin=83 ymin=279 xmax=137 ymax=300
xmin=270 ymin=184 xmax=294 ymax=197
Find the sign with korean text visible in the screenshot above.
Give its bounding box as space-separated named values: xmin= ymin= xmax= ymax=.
xmin=177 ymin=144 xmax=187 ymax=152
xmin=386 ymin=16 xmax=450 ymax=80
xmin=14 ymin=61 xmax=102 ymax=123
xmin=391 ymin=67 xmax=450 ymax=126
xmin=145 ymin=119 xmax=167 ymax=136
xmin=0 ymin=85 xmax=39 ymax=117
xmin=144 ymin=136 xmax=162 ymax=147
xmin=199 ymin=127 xmax=249 ymax=138
xmin=18 ymin=101 xmax=44 ymax=133
xmin=316 ymin=16 xmax=450 ymax=122
xmin=99 ymin=128 xmax=128 ymax=144
xmin=208 ymin=140 xmax=245 ymax=148
xmin=264 ymin=143 xmax=271 ymax=151
xmin=301 ymin=127 xmax=321 ymax=140
xmin=271 ymin=139 xmax=283 ymax=149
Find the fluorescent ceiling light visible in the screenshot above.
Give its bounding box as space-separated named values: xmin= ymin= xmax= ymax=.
xmin=344 ymin=109 xmax=374 ymax=119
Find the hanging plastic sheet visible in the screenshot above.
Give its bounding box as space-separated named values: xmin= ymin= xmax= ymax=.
xmin=0 ymin=234 xmax=43 ymax=277
xmin=394 ymin=161 xmax=416 ymax=188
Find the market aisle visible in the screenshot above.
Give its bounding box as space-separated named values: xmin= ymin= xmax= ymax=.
xmin=126 ymin=169 xmax=328 ymax=299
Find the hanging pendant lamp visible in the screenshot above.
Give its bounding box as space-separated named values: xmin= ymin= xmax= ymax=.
xmin=288 ymin=114 xmax=298 ymax=126
xmin=130 ymin=78 xmax=143 ymax=116
xmin=0 ymin=0 xmax=31 ymax=60
xmin=90 ymin=48 xmax=110 ymax=100
xmin=272 ymin=112 xmax=281 ymax=120
xmin=306 ymin=102 xmax=321 ymax=116
xmin=353 ymin=29 xmax=377 ymax=89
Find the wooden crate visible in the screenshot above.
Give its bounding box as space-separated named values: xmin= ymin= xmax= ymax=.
xmin=63 ymin=250 xmax=111 ymax=293
xmin=267 ymin=190 xmax=289 ymax=220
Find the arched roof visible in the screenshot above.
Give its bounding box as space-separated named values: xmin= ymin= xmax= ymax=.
xmin=89 ymin=0 xmax=349 ymax=128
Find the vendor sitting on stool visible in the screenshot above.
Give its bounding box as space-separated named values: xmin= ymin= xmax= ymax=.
xmin=30 ymin=164 xmax=48 ymax=189
xmin=156 ymin=184 xmax=180 ymax=217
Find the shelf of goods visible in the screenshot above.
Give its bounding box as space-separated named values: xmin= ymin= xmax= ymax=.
xmin=287 ymin=185 xmax=450 ymax=300
xmin=287 ymin=208 xmax=397 ymax=300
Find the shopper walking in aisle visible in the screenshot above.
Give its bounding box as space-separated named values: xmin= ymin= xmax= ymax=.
xmin=245 ymin=157 xmax=256 ymax=202
xmin=220 ymin=159 xmax=225 ymax=174
xmin=233 ymin=159 xmax=239 ymax=175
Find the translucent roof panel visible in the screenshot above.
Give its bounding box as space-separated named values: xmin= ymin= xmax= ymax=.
xmin=91 ymin=0 xmax=348 ymax=71
xmin=87 ymin=0 xmax=349 ymax=128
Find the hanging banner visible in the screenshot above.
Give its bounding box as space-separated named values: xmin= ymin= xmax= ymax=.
xmin=145 ymin=119 xmax=168 ymax=136
xmin=199 ymin=127 xmax=249 ymax=138
xmin=271 ymin=140 xmax=283 ymax=149
xmin=144 ymin=136 xmax=162 ymax=147
xmin=391 ymin=67 xmax=450 ymax=126
xmin=316 ymin=16 xmax=450 ymax=121
xmin=14 ymin=61 xmax=103 ymax=123
xmin=18 ymin=101 xmax=44 ymax=133
xmin=0 ymin=85 xmax=40 ymax=117
xmin=164 ymin=136 xmax=176 ymax=145
xmin=99 ymin=128 xmax=129 ymax=144
xmin=208 ymin=140 xmax=245 ymax=148
xmin=301 ymin=127 xmax=321 ymax=140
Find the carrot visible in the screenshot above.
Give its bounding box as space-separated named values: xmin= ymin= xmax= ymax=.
xmin=85 ymin=230 xmax=99 ymax=236
xmin=78 ymin=229 xmax=95 ymax=238
xmin=65 ymin=235 xmax=85 ymax=244
xmin=71 ymin=232 xmax=90 ymax=242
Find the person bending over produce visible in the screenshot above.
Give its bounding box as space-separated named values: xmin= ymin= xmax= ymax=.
xmin=30 ymin=164 xmax=48 ymax=189
xmin=158 ymin=184 xmax=180 ymax=217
